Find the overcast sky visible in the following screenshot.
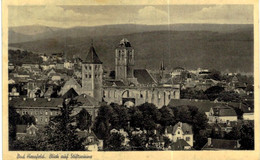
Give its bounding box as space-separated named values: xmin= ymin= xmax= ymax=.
xmin=9 ymin=5 xmax=253 ymax=28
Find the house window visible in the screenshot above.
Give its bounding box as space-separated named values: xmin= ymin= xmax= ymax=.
xmin=40 ymin=117 xmax=43 ymax=122
xmin=85 ymin=74 xmax=88 ymax=78
xmin=89 ymin=74 xmax=91 ymax=78
xmin=89 ymin=66 xmax=92 ymax=70
xmin=186 ymin=137 xmax=190 ymax=141
xmin=50 ymin=111 xmax=52 ymax=115
xmin=45 ymin=118 xmax=48 ymax=123
xmin=35 ymin=118 xmax=38 ymax=122
xmin=45 ymin=111 xmax=48 ymax=115
xmin=178 ymin=131 xmax=180 ymax=134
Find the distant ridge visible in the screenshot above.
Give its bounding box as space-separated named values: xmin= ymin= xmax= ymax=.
xmin=9 ymin=23 xmax=253 ymax=43
xmin=9 ymin=26 xmax=253 ymax=73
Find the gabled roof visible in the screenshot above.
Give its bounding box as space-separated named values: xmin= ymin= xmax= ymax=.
xmin=172 ymin=122 xmax=193 ymax=134
xmin=134 ymin=69 xmax=157 ymax=85
xmin=84 ymin=45 xmax=102 ymax=64
xmin=62 ymin=88 xmax=79 ymax=99
xmin=9 ymin=98 xmax=63 ymax=108
xmin=16 ymin=125 xmax=27 ymax=133
xmin=76 ymin=130 xmax=99 ymax=144
xmin=59 ymin=77 xmax=81 ymax=96
xmin=171 ymin=139 xmax=191 ymax=150
xmin=202 ymin=139 xmax=239 ymax=150
xmin=168 ymin=99 xmax=212 ymax=114
xmin=212 ymin=106 xmax=237 ymax=117
xmin=75 ymin=94 xmax=99 ymax=106
xmin=103 ymin=79 xmax=126 ymax=87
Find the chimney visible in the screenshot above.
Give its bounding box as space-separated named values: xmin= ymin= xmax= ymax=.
xmin=208 ymin=138 xmax=212 ymax=147
xmin=237 ymin=140 xmax=241 ymax=148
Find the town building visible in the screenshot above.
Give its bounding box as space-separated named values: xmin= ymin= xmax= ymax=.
xmin=16 ymin=124 xmax=39 ymax=140
xmin=202 ymin=138 xmax=240 ymax=150
xmin=164 ymin=122 xmax=193 ymax=147
xmin=208 ymin=105 xmax=237 ymax=123
xmin=9 ymin=97 xmax=63 ymax=125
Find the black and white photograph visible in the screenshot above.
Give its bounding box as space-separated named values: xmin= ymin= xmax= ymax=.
xmin=7 ymin=4 xmax=255 ymax=152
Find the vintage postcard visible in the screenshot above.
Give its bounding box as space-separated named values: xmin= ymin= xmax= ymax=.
xmin=2 ymin=0 xmax=260 ymax=160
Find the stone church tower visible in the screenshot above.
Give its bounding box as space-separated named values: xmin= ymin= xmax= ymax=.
xmin=82 ymin=43 xmax=103 ymax=101
xmin=115 ymin=38 xmax=137 ymax=84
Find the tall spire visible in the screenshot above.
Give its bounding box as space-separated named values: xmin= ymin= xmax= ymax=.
xmin=84 ymin=40 xmax=102 ymax=64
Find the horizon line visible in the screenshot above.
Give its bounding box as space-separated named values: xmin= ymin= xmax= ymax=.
xmin=9 ymin=22 xmax=254 ymax=29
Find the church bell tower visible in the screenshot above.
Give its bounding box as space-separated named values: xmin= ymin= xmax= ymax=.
xmin=82 ymin=42 xmax=103 ymax=101
xmin=115 ymin=38 xmax=135 ymax=83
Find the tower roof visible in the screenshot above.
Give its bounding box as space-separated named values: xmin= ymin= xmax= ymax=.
xmin=119 ymin=38 xmax=131 ymax=47
xmin=84 ymin=44 xmax=102 ymax=64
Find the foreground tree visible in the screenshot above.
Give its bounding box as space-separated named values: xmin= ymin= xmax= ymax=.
xmin=76 ymin=108 xmax=92 ymax=131
xmin=41 ymin=99 xmax=85 ymax=151
xmin=137 ymin=103 xmax=161 ymax=130
xmin=129 ymin=133 xmax=147 ymax=150
xmin=106 ymin=132 xmax=125 ymax=151
xmin=239 ymin=123 xmax=254 ymax=150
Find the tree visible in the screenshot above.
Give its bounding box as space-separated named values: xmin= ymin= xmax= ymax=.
xmin=239 ymin=123 xmax=254 ymax=150
xmin=128 ymin=107 xmax=143 ymax=129
xmin=163 ymin=136 xmax=171 ymax=149
xmin=204 ymin=86 xmax=225 ymax=101
xmin=93 ymin=104 xmax=117 ymax=147
xmin=41 ymin=99 xmax=85 ymax=151
xmin=76 ymin=108 xmax=92 ymax=131
xmin=110 ymin=103 xmax=130 ymax=130
xmin=9 ymin=106 xmax=22 ymax=143
xmin=21 ymin=113 xmax=36 ymax=125
xmin=106 ymin=132 xmax=125 ymax=151
xmin=137 ymin=103 xmax=161 ymax=130
xmin=129 ymin=133 xmax=147 ymax=150
xmin=159 ymin=106 xmax=176 ymax=128
xmin=225 ymin=126 xmax=241 ymax=140
xmin=207 ymin=69 xmax=222 ymax=81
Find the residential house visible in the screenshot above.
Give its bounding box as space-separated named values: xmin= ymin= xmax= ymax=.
xmin=242 ymin=106 xmax=254 ymax=120
xmin=76 ymin=129 xmax=103 ymax=151
xmin=202 ymin=138 xmax=240 ymax=150
xmin=64 ymin=61 xmax=74 ymax=69
xmin=170 ymin=139 xmax=192 ymax=150
xmin=208 ymin=105 xmax=237 ymax=123
xmin=16 ymin=124 xmax=38 ymax=140
xmin=164 ymin=122 xmax=193 ymax=147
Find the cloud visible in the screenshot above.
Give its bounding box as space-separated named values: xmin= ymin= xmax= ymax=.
xmin=9 ymin=6 xmax=109 ymax=27
xmin=136 ymin=6 xmax=169 ymax=24
xmin=191 ymin=5 xmax=253 ymax=24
